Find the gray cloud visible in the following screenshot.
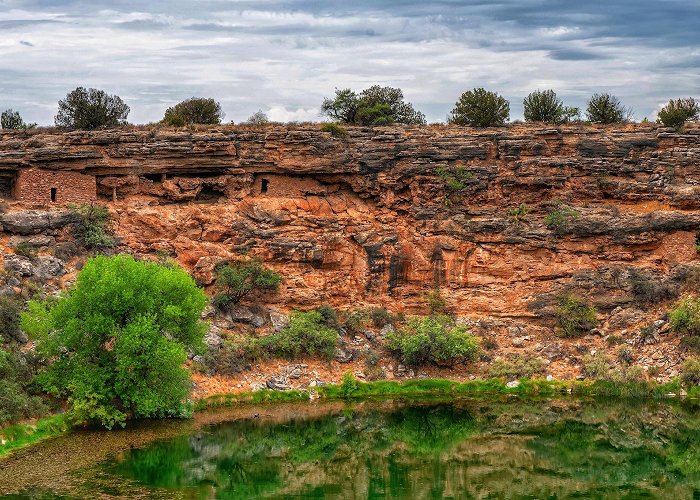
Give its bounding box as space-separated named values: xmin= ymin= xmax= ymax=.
xmin=0 ymin=0 xmax=698 ymax=125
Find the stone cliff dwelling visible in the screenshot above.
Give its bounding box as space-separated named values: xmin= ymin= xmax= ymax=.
xmin=6 ymin=168 xmax=97 ymax=205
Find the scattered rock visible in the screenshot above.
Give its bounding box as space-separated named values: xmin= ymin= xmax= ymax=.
xmin=379 ymin=324 xmax=394 ymax=336
xmin=0 ymin=210 xmax=76 ymax=235
xmin=288 ymin=367 xmax=303 ymax=379
xmin=268 ymin=309 xmax=289 ymax=332
xmin=266 ymin=376 xmax=290 ymax=391
xmin=34 ymin=255 xmax=64 ymax=280
xmin=3 ymin=255 xmax=33 ymax=277
xmin=334 ymin=348 xmax=354 ymax=363
xmin=364 ymin=330 xmax=376 ymax=341
xmin=512 ymin=337 xmax=526 ymax=347
xmin=506 ymin=380 xmax=520 ymax=388
xmin=204 ymin=326 xmax=224 ymax=349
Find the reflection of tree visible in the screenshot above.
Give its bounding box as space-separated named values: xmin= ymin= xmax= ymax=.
xmin=106 ymin=400 xmax=700 ymax=498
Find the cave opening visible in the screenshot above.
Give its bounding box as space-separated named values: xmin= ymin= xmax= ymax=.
xmin=194 ymin=185 xmax=225 ymax=202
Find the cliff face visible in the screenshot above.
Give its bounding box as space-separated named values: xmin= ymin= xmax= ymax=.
xmin=2 ymin=123 xmax=700 ymax=381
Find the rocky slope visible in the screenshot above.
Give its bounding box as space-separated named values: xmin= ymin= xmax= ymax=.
xmin=1 ymin=122 xmax=700 ymax=385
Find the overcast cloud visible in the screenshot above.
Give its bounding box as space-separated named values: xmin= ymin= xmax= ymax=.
xmin=0 ymin=0 xmax=698 ymax=125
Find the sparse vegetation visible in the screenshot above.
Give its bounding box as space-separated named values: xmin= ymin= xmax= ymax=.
xmin=544 ymin=203 xmax=579 ymax=233
xmin=244 ymin=110 xmax=269 ymax=125
xmin=449 ymin=88 xmax=510 ymax=127
xmin=13 ymin=241 xmax=38 ymax=259
xmin=321 ymin=86 xmax=426 ymax=125
xmin=0 ymin=296 xmax=23 ymax=344
xmin=555 ymin=295 xmax=597 ymax=337
xmin=586 ymin=93 xmax=630 ymax=124
xmin=212 ymin=259 xmax=282 ymax=308
xmin=669 ymin=296 xmax=700 ymax=336
xmin=162 ymin=97 xmax=224 ymax=126
xmin=315 ymin=303 xmax=340 ymax=329
xmin=425 ymin=289 xmax=447 ymax=314
xmin=657 ymin=98 xmax=699 ymax=129
xmin=55 ymin=87 xmax=130 ymax=130
xmin=386 ymin=315 xmax=480 ymax=368
xmin=369 ymin=307 xmax=393 ymax=328
xmin=435 ymin=165 xmax=475 ymax=191
xmin=320 ymin=122 xmax=348 ymax=138
xmin=507 ymin=204 xmax=530 ymax=226
xmin=680 ymin=358 xmax=700 ymax=388
xmin=69 ymin=203 xmax=116 ymax=251
xmin=488 ymin=354 xmax=546 ymax=379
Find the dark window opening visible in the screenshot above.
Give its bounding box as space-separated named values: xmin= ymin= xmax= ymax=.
xmin=261 ymin=178 xmax=269 ymax=193
xmin=143 ymin=173 xmax=162 ymax=181
xmin=50 ymin=188 xmax=57 ymax=202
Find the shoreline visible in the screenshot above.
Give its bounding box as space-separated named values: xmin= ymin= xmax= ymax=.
xmin=2 ymin=375 xmax=693 ymax=460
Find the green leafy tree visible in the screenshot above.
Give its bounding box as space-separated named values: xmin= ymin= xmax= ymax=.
xmin=162 ymin=97 xmax=224 ymax=126
xmin=54 ymin=87 xmax=130 ymax=130
xmin=669 ymin=296 xmax=700 ymax=336
xmin=585 ymin=93 xmax=630 ymax=124
xmin=386 ymin=315 xmax=480 ymax=368
xmin=259 ymin=310 xmax=338 ymax=359
xmin=213 ymin=259 xmax=282 ymax=308
xmin=1 ymin=109 xmax=36 ymax=130
xmin=321 ymin=86 xmax=426 ymax=126
xmin=21 ymin=254 xmax=208 ymax=428
xmin=0 ymin=347 xmax=47 ymax=425
xmin=449 ymin=88 xmax=510 ymax=127
xmin=657 ymin=98 xmax=699 ymax=129
xmin=523 ymin=89 xmax=580 ymax=124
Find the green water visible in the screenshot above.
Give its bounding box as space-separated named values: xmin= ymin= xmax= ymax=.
xmin=2 ymin=397 xmax=700 ymax=498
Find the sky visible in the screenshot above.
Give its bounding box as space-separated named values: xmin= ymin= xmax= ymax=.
xmin=0 ymin=0 xmax=699 ymax=125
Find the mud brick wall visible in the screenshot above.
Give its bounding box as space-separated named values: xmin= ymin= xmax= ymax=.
xmin=14 ymin=168 xmax=96 ymax=205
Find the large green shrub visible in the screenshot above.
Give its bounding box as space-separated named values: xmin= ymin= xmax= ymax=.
xmin=585 ymin=93 xmax=630 ymax=124
xmin=386 ymin=315 xmax=480 ymax=368
xmin=21 ymin=254 xmax=208 ymax=428
xmin=213 ymin=259 xmax=282 ymax=308
xmin=0 ymin=296 xmax=23 ymax=344
xmin=259 ymin=310 xmax=338 ymax=359
xmin=54 ymin=87 xmax=130 ymax=130
xmin=162 ymin=97 xmax=224 ymax=126
xmin=321 ymin=86 xmax=426 ymax=126
xmin=69 ymin=203 xmax=116 ymax=251
xmin=669 ymin=296 xmax=700 ymax=336
xmin=657 ymin=98 xmax=699 ymax=129
xmin=523 ymin=90 xmax=563 ymax=123
xmin=0 ymin=348 xmax=47 ymax=425
xmin=555 ymin=295 xmax=597 ymax=337
xmin=680 ymin=358 xmax=700 ymax=388
xmin=449 ymin=88 xmax=510 ymax=127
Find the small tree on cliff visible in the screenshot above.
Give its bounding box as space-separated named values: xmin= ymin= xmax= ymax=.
xmin=449 ymin=88 xmax=510 ymax=127
xmin=585 ymin=93 xmax=631 ymax=124
xmin=55 ymin=87 xmax=130 ymax=130
xmin=162 ymin=97 xmax=224 ymax=126
xmin=213 ymin=259 xmax=282 ymax=308
xmin=1 ymin=109 xmax=36 ymax=130
xmin=657 ymin=98 xmax=699 ymax=129
xmin=321 ymin=86 xmax=426 ymax=125
xmin=22 ymin=255 xmax=208 ymax=428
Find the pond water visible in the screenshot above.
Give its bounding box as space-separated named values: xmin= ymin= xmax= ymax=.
xmin=2 ymin=397 xmax=700 ymax=498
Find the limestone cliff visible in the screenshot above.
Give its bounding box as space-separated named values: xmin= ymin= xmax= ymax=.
xmin=1 ymin=123 xmax=700 ymax=382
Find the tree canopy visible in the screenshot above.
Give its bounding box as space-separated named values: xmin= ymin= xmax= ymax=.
xmin=657 ymin=98 xmax=699 ymax=129
xmin=585 ymin=93 xmax=630 ymax=124
xmin=449 ymin=88 xmax=510 ymax=127
xmin=54 ymin=87 xmax=130 ymax=130
xmin=1 ymin=109 xmax=35 ymax=130
xmin=321 ymin=86 xmax=426 ymax=126
xmin=162 ymin=97 xmax=224 ymax=126
xmin=22 ymin=254 xmax=207 ymax=428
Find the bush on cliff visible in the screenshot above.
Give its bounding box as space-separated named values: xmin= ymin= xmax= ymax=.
xmin=657 ymin=98 xmax=699 ymax=129
xmin=321 ymin=86 xmax=426 ymax=126
xmin=54 ymin=87 xmax=130 ymax=130
xmin=69 ymin=203 xmax=116 ymax=251
xmin=259 ymin=310 xmax=338 ymax=359
xmin=585 ymin=93 xmax=630 ymax=124
xmin=213 ymin=259 xmax=282 ymax=308
xmin=1 ymin=109 xmax=36 ymax=130
xmin=669 ymin=296 xmax=700 ymax=336
xmin=523 ymin=90 xmax=580 ymax=124
xmin=21 ymin=255 xmax=208 ymax=428
xmin=555 ymin=295 xmax=597 ymax=337
xmin=448 ymin=88 xmax=510 ymax=127
xmin=162 ymin=97 xmax=224 ymax=126
xmin=386 ymin=315 xmax=480 ymax=368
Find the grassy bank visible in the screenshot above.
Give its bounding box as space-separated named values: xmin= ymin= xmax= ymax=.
xmin=0 ymin=414 xmax=72 ymax=459
xmin=0 ymin=376 xmax=688 ymax=459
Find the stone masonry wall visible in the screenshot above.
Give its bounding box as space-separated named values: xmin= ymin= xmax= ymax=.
xmin=14 ymin=168 xmax=96 ymax=205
